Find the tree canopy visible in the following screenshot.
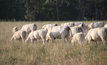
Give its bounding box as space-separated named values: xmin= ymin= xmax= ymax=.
xmin=0 ymin=0 xmax=107 ymax=21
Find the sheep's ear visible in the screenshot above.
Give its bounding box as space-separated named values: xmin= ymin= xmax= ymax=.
xmin=78 ymin=24 xmax=83 ymax=27
xmin=34 ymin=24 xmax=36 ymax=26
xmin=55 ymin=24 xmax=58 ymax=26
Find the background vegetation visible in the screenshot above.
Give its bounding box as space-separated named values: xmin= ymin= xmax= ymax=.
xmin=0 ymin=0 xmax=107 ymax=21
xmin=0 ymin=21 xmax=107 ymax=65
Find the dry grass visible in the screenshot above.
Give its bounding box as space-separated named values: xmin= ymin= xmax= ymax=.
xmin=0 ymin=21 xmax=107 ymax=65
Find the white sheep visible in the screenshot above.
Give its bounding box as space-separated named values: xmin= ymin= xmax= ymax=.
xmin=85 ymin=27 xmax=107 ymax=45
xmin=74 ymin=22 xmax=84 ymax=26
xmin=42 ymin=24 xmax=57 ymax=30
xmin=46 ymin=26 xmax=72 ymax=43
xmin=61 ymin=22 xmax=74 ymax=27
xmin=70 ymin=26 xmax=84 ymax=36
xmin=21 ymin=24 xmax=37 ymax=34
xmin=25 ymin=29 xmax=47 ymax=44
xmin=70 ymin=32 xmax=85 ymax=44
xmin=104 ymin=24 xmax=107 ymax=28
xmin=12 ymin=27 xmax=18 ymax=33
xmin=88 ymin=22 xmax=105 ymax=29
xmin=11 ymin=29 xmax=26 ymax=42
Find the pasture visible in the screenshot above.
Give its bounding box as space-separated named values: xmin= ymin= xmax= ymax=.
xmin=0 ymin=21 xmax=107 ymax=65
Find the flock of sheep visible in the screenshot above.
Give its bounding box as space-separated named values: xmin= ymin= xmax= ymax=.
xmin=11 ymin=22 xmax=107 ymax=45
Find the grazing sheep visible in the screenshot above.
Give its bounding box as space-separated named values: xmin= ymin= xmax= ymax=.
xmin=88 ymin=22 xmax=105 ymax=29
xmin=85 ymin=27 xmax=107 ymax=45
xmin=61 ymin=22 xmax=74 ymax=27
xmin=74 ymin=22 xmax=84 ymax=26
xmin=42 ymin=24 xmax=57 ymax=30
xmin=12 ymin=27 xmax=18 ymax=33
xmin=21 ymin=24 xmax=37 ymax=33
xmin=25 ymin=29 xmax=47 ymax=44
xmin=70 ymin=32 xmax=85 ymax=44
xmin=104 ymin=24 xmax=107 ymax=28
xmin=46 ymin=26 xmax=72 ymax=43
xmin=78 ymin=23 xmax=89 ymax=30
xmin=70 ymin=26 xmax=83 ymax=36
xmin=11 ymin=30 xmax=26 ymax=42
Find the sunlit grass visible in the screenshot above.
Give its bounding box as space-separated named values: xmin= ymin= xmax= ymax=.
xmin=0 ymin=21 xmax=107 ymax=65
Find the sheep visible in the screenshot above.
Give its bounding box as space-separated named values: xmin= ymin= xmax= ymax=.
xmin=11 ymin=30 xmax=26 ymax=42
xmin=74 ymin=22 xmax=84 ymax=26
xmin=88 ymin=22 xmax=105 ymax=29
xmin=46 ymin=26 xmax=72 ymax=43
xmin=42 ymin=24 xmax=57 ymax=30
xmin=12 ymin=27 xmax=18 ymax=33
xmin=61 ymin=22 xmax=74 ymax=27
xmin=70 ymin=26 xmax=84 ymax=36
xmin=85 ymin=27 xmax=107 ymax=45
xmin=21 ymin=24 xmax=37 ymax=34
xmin=25 ymin=29 xmax=47 ymax=44
xmin=70 ymin=32 xmax=85 ymax=44
xmin=104 ymin=24 xmax=107 ymax=28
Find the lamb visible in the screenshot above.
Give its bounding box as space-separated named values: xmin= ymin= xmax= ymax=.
xmin=70 ymin=32 xmax=85 ymax=44
xmin=70 ymin=26 xmax=83 ymax=36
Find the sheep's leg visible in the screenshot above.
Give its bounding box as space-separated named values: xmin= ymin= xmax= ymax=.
xmin=94 ymin=41 xmax=97 ymax=45
xmin=10 ymin=36 xmax=14 ymax=41
xmin=71 ymin=40 xmax=75 ymax=45
xmin=25 ymin=37 xmax=30 ymax=43
xmin=61 ymin=35 xmax=65 ymax=43
xmin=46 ymin=35 xmax=51 ymax=43
xmin=49 ymin=33 xmax=55 ymax=43
xmin=87 ymin=38 xmax=91 ymax=44
xmin=41 ymin=36 xmax=46 ymax=44
xmin=65 ymin=37 xmax=70 ymax=43
xmin=51 ymin=37 xmax=55 ymax=43
xmin=48 ymin=35 xmax=55 ymax=43
xmin=100 ymin=36 xmax=106 ymax=45
xmin=21 ymin=37 xmax=25 ymax=43
xmin=46 ymin=37 xmax=49 ymax=43
xmin=31 ymin=39 xmax=34 ymax=43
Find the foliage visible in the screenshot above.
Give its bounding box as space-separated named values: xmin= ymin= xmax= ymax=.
xmin=0 ymin=0 xmax=107 ymax=21
xmin=0 ymin=0 xmax=25 ymax=20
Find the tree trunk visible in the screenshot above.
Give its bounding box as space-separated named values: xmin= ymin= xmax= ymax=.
xmin=100 ymin=0 xmax=104 ymax=20
xmin=95 ymin=0 xmax=98 ymax=20
xmin=77 ymin=0 xmax=85 ymax=21
xmin=95 ymin=0 xmax=104 ymax=20
xmin=56 ymin=0 xmax=60 ymax=21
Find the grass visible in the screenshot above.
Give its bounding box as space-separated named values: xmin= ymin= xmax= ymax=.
xmin=0 ymin=21 xmax=107 ymax=65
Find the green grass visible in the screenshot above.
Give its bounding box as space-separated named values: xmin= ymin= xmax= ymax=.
xmin=0 ymin=21 xmax=107 ymax=65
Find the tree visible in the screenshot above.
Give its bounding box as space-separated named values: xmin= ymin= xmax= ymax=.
xmin=84 ymin=0 xmax=105 ymax=20
xmin=0 ymin=0 xmax=25 ymax=20
xmin=102 ymin=0 xmax=107 ymax=20
xmin=22 ymin=0 xmax=46 ymax=21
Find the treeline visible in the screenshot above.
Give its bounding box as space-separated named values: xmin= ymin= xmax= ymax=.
xmin=0 ymin=0 xmax=107 ymax=21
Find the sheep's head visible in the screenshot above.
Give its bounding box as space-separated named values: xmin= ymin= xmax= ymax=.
xmin=12 ymin=27 xmax=18 ymax=33
xmin=54 ymin=24 xmax=58 ymax=26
